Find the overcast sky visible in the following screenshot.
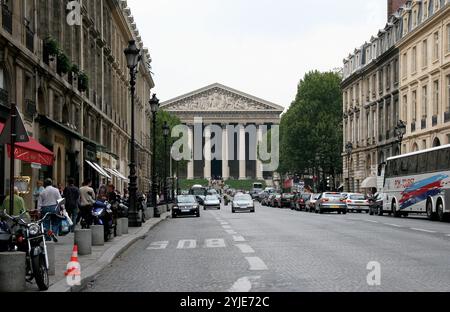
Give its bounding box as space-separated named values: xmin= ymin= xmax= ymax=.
xmin=127 ymin=0 xmax=386 ymax=108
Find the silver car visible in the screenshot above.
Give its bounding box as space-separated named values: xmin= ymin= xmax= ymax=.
xmin=232 ymin=194 xmax=255 ymax=213
xmin=203 ymin=195 xmax=221 ymax=210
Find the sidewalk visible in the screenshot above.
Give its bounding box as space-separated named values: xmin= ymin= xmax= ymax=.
xmin=31 ymin=212 xmax=170 ymax=292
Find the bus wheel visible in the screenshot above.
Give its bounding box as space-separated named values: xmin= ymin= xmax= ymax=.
xmin=437 ymin=201 xmax=446 ymax=222
xmin=427 ymin=201 xmax=437 ymax=221
xmin=392 ymin=201 xmax=401 ymax=218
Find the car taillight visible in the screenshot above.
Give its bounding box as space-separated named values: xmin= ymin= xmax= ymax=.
xmin=17 ymin=236 xmax=25 ymax=243
xmin=322 ymin=198 xmax=329 ymax=202
xmin=347 ymin=200 xmax=352 ymax=204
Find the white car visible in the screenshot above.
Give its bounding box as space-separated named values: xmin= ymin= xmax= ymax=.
xmin=203 ymin=195 xmax=221 ymax=210
xmin=346 ymin=193 xmax=370 ymax=213
xmin=232 ymin=194 xmax=255 ymax=213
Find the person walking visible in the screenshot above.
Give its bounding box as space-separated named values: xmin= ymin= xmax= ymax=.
xmin=32 ymin=181 xmax=45 ymax=211
xmin=79 ymin=179 xmax=96 ymax=228
xmin=38 ymin=179 xmax=64 ymax=242
xmin=63 ymin=178 xmax=80 ymax=232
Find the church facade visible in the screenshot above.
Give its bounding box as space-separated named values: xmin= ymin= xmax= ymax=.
xmin=160 ymin=83 xmax=283 ymax=181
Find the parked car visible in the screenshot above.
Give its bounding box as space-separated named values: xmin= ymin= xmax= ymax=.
xmin=172 ymin=195 xmax=200 ymax=218
xmin=307 ymin=194 xmax=321 ymax=212
xmin=280 ymin=193 xmax=295 ymax=208
xmin=270 ymin=194 xmax=282 ymax=208
xmin=232 ymin=194 xmax=255 ymax=213
xmin=345 ymin=193 xmax=370 ymax=213
xmin=250 ymin=183 xmax=264 ymax=199
xmin=293 ymin=193 xmax=312 ymax=211
xmin=369 ymin=193 xmax=387 ymax=216
xmin=315 ymin=192 xmax=348 ymax=214
xmin=203 ymin=195 xmax=221 ymax=210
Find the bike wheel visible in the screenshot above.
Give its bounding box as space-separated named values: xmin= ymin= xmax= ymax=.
xmin=32 ymin=254 xmax=49 ymax=291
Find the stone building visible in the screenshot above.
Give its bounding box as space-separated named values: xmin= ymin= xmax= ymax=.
xmin=161 ymin=83 xmax=283 ymax=181
xmin=398 ymin=0 xmax=450 ymax=152
xmin=0 ymin=0 xmax=154 ymax=207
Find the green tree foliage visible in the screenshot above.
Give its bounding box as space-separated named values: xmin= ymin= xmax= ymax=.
xmin=279 ymin=70 xmax=343 ymax=183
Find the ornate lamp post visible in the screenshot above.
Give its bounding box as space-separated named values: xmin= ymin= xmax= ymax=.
xmin=150 ymin=94 xmax=160 ymax=218
xmin=394 ymin=120 xmax=407 ymax=155
xmin=345 ymin=142 xmax=353 ymax=192
xmin=124 ymin=40 xmax=141 ymax=227
xmin=162 ymin=121 xmax=170 ymax=204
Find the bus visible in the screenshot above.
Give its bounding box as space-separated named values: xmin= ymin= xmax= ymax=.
xmin=383 ymin=144 xmax=450 ymax=221
xmin=189 ymin=185 xmax=208 ymax=201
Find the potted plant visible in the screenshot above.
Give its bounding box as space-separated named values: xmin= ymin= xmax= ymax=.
xmin=44 ymin=36 xmax=59 ymax=56
xmin=78 ymin=71 xmax=89 ymax=92
xmin=56 ymin=52 xmax=71 ymax=74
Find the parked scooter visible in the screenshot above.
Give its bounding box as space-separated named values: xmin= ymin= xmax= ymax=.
xmin=1 ymin=198 xmax=65 ymax=291
xmin=92 ymin=200 xmax=115 ymax=242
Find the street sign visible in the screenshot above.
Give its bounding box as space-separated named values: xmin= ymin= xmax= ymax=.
xmin=0 ymin=105 xmax=30 ymax=144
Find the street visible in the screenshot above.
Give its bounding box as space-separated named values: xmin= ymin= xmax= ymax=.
xmin=83 ymin=203 xmax=450 ymax=292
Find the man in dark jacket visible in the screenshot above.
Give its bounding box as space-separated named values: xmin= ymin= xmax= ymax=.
xmin=63 ymin=178 xmax=80 ymax=232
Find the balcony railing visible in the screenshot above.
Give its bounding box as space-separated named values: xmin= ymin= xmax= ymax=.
xmin=25 ymin=25 xmax=34 ymax=52
xmin=2 ymin=4 xmax=12 ymax=34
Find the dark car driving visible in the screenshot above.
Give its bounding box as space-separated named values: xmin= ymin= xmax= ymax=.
xmin=172 ymin=195 xmax=200 ymax=218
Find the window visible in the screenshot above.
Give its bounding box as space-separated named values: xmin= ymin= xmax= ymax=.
xmin=387 ymin=65 xmax=391 ymax=88
xmin=426 ymin=151 xmax=438 ymax=172
xmin=379 ymin=68 xmax=384 ymax=93
xmin=412 ymin=47 xmax=417 ymax=73
xmin=422 ymin=40 xmax=428 ymax=68
xmin=433 ymin=80 xmax=439 ymax=116
xmin=447 ymin=24 xmax=450 ymax=53
xmin=403 ymin=95 xmax=408 ymax=121
xmin=447 ymin=75 xmax=450 ymax=112
xmin=422 ymin=86 xmax=428 ymax=119
xmin=402 ymin=53 xmax=407 ymax=77
xmin=434 ymin=32 xmax=440 ymax=60
xmin=418 ymin=153 xmax=427 ymax=173
xmin=408 ymin=155 xmax=418 ymax=175
xmin=412 ymin=91 xmax=417 ymax=121
xmin=394 ymin=58 xmax=399 ymax=83
xmin=437 ymin=148 xmax=450 ymax=171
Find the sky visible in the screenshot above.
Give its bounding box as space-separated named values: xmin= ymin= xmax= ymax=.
xmin=127 ymin=0 xmax=387 ymax=109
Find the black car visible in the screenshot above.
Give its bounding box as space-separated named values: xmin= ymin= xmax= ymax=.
xmin=172 ymin=195 xmax=200 ymax=218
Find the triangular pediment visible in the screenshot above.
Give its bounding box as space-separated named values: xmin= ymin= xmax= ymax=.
xmin=160 ymin=83 xmax=284 ymax=112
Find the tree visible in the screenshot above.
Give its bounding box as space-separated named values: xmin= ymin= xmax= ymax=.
xmin=279 ymin=70 xmax=343 ymax=191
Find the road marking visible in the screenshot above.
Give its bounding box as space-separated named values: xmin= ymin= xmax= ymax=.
xmin=233 ymin=236 xmax=246 ymax=242
xmin=220 ymin=222 xmax=228 ymax=225
xmin=385 ymin=223 xmax=402 ymax=228
xmin=222 ymin=225 xmax=232 ymax=229
xmin=177 ymin=240 xmax=197 ymax=249
xmin=205 ymin=239 xmax=226 ymax=248
xmin=226 ymin=230 xmax=238 ymax=235
xmin=446 ymin=234 xmax=450 ymax=237
xmin=236 ymin=244 xmax=255 ymax=254
xmin=410 ymin=228 xmax=437 ymax=234
xmin=147 ymin=241 xmax=169 ymax=250
xmin=246 ymin=257 xmax=268 ymax=271
xmin=228 ymin=276 xmax=261 ymax=292
xmin=366 ymin=220 xmax=379 ymax=224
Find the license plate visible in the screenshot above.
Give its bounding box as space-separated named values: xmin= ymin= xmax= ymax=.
xmin=331 ymin=205 xmax=340 ymax=209
xmin=182 ymin=209 xmax=190 ymax=213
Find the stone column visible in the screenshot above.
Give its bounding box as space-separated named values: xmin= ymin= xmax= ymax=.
xmin=256 ymin=124 xmax=264 ymax=180
xmin=187 ymin=125 xmax=194 ymax=179
xmin=204 ymin=125 xmax=212 ymax=180
xmin=239 ymin=125 xmax=246 ymax=180
xmin=222 ymin=124 xmax=229 ymax=180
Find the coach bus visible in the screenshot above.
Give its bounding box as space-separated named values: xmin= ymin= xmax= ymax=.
xmin=383 ymin=144 xmax=450 ymax=222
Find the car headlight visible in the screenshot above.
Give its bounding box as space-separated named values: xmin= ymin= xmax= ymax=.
xmin=192 ymin=205 xmax=198 ymax=209
xmin=28 ymin=224 xmax=40 ymax=236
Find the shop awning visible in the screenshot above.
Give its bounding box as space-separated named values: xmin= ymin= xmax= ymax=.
xmin=361 ymin=177 xmax=377 ymax=189
xmin=0 ymin=122 xmax=54 ymax=166
xmin=85 ymin=160 xmax=111 ymax=179
xmin=104 ymin=168 xmax=129 ymax=182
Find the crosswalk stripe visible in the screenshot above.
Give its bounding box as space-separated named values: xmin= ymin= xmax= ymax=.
xmin=233 ymin=236 xmax=246 ymax=242
xmin=236 ymin=244 xmax=255 ymax=254
xmin=245 ymin=257 xmax=268 ymax=271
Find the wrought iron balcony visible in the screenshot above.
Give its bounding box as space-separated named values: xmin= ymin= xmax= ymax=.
xmin=2 ymin=4 xmax=12 ymax=34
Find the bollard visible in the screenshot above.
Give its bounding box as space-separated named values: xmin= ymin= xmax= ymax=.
xmin=115 ymin=218 xmax=123 ymax=237
xmin=91 ymin=225 xmax=105 ymax=246
xmin=46 ymin=242 xmax=56 ymax=276
xmin=0 ymin=252 xmax=26 ymax=292
xmin=74 ymin=229 xmax=92 ymax=256
xmin=121 ymin=218 xmax=129 ymax=235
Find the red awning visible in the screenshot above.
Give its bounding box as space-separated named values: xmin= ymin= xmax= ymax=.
xmin=0 ymin=122 xmax=54 ymax=166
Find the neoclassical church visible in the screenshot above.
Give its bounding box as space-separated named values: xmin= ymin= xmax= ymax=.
xmin=161 ymin=83 xmax=283 ymax=181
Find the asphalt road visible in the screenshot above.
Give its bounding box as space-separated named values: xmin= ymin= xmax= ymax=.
xmin=83 ymin=203 xmax=450 ymax=292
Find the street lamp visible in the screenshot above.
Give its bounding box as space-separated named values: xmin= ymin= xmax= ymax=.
xmin=163 ymin=121 xmax=170 ymax=204
xmin=394 ymin=120 xmax=407 ymax=155
xmin=124 ymin=39 xmax=141 ymax=227
xmin=345 ymin=142 xmax=353 ymax=192
xmin=150 ymin=94 xmax=160 ymax=218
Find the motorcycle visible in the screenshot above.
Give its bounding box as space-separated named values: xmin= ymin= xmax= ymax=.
xmin=1 ymin=198 xmax=65 ymax=291
xmin=92 ymin=200 xmax=115 ymax=242
xmin=0 ymin=219 xmax=12 ymax=252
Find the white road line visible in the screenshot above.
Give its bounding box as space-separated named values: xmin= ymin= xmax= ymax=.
xmin=233 ymin=236 xmax=246 ymax=242
xmin=222 ymin=225 xmax=232 ymax=229
xmin=410 ymin=228 xmax=437 ymax=234
xmin=366 ymin=220 xmax=379 ymax=224
xmin=177 ymin=240 xmax=197 ymax=249
xmin=236 ymin=244 xmax=255 ymax=254
xmin=446 ymin=234 xmax=450 ymax=237
xmin=220 ymin=222 xmax=229 ymax=225
xmin=228 ymin=276 xmax=261 ymax=292
xmin=385 ymin=223 xmax=402 ymax=228
xmin=205 ymin=239 xmax=226 ymax=248
xmin=226 ymin=230 xmax=238 ymax=235
xmin=147 ymin=241 xmax=169 ymax=250
xmin=245 ymin=257 xmax=268 ymax=271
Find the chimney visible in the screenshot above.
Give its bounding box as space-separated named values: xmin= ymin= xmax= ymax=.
xmin=387 ymin=0 xmax=407 ymax=18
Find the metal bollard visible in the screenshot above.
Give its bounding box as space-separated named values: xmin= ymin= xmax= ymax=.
xmin=46 ymin=242 xmax=56 ymax=276
xmin=115 ymin=219 xmax=123 ymax=237
xmin=0 ymin=252 xmax=26 ymax=292
xmin=120 ymin=218 xmax=129 ymax=235
xmin=74 ymin=229 xmax=92 ymax=255
xmin=91 ymin=225 xmax=105 ymax=246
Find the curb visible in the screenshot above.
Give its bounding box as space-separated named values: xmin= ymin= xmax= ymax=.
xmin=47 ymin=213 xmax=169 ymax=292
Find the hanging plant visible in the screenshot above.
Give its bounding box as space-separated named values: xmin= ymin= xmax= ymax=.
xmin=44 ymin=36 xmax=59 ymax=56
xmin=78 ymin=71 xmax=89 ymax=92
xmin=71 ymin=64 xmax=79 ymax=74
xmin=57 ymin=52 xmax=71 ymax=74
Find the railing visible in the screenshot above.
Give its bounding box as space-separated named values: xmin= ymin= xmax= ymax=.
xmin=2 ymin=4 xmax=12 ymax=34
xmin=25 ymin=25 xmax=34 ymax=52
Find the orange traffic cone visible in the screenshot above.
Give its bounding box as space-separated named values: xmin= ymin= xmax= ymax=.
xmin=70 ymin=244 xmax=78 ymax=262
xmin=64 ymin=245 xmax=80 ymax=276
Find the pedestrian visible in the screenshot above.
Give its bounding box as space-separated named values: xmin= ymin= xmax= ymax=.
xmin=57 ymin=183 xmax=64 ymax=196
xmin=32 ymin=180 xmax=45 ymax=210
xmin=63 ymin=178 xmax=80 ymax=232
xmin=79 ymin=179 xmax=96 ymax=228
xmin=97 ymin=184 xmax=108 ymax=201
xmin=123 ymin=188 xmax=129 ymax=201
xmin=2 ymin=187 xmax=27 ymax=217
xmin=38 ymin=178 xmax=64 ymax=242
